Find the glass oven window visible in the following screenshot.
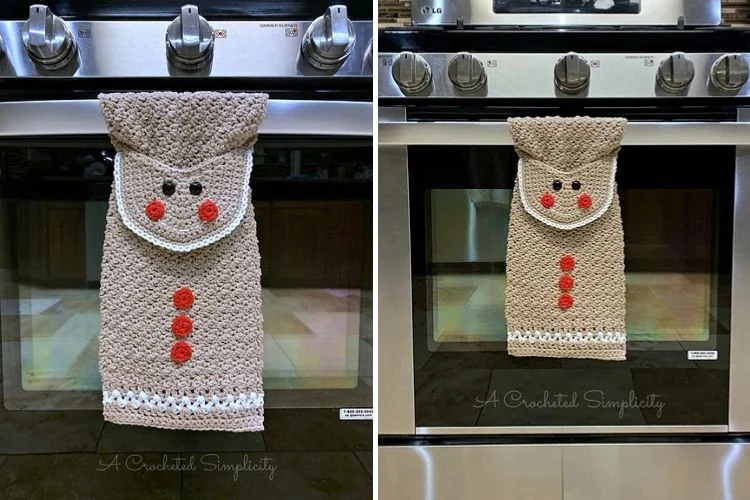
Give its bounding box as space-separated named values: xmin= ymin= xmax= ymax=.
xmin=0 ymin=138 xmax=372 ymax=410
xmin=410 ymin=145 xmax=732 ymax=427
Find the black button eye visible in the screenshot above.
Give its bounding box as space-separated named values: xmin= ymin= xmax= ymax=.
xmin=552 ymin=180 xmax=563 ymax=191
xmin=162 ymin=180 xmax=176 ymax=196
xmin=572 ymin=180 xmax=581 ymax=191
xmin=189 ymin=182 xmax=203 ymax=196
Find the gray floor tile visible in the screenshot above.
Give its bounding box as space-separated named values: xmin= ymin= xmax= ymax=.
xmin=0 ymin=409 xmax=104 ymax=454
xmin=263 ymin=409 xmax=371 ymax=451
xmin=97 ymin=422 xmax=265 ymax=452
xmin=181 ymin=451 xmax=372 ymax=500
xmin=0 ymin=453 xmax=181 ymax=500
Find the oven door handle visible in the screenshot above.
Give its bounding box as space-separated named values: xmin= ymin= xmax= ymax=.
xmin=379 ymin=120 xmax=750 ymax=146
xmin=0 ymin=99 xmax=373 ymax=137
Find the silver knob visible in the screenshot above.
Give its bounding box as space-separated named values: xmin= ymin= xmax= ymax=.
xmin=391 ymin=52 xmax=432 ymax=95
xmin=21 ymin=5 xmax=78 ymax=69
xmin=657 ymin=52 xmax=695 ymax=93
xmin=166 ymin=5 xmax=215 ymax=71
xmin=711 ymin=53 xmax=749 ymax=92
xmin=554 ymin=52 xmax=590 ymax=94
xmin=448 ymin=52 xmax=486 ymax=92
xmin=301 ymin=5 xmax=356 ymax=71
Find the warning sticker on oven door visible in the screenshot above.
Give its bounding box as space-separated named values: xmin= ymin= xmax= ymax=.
xmin=688 ymin=350 xmax=718 ymax=360
xmin=339 ymin=408 xmax=373 ymax=420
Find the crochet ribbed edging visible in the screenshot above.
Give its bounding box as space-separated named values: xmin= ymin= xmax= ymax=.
xmin=103 ymin=389 xmax=264 ymax=414
xmin=508 ymin=330 xmax=626 ymax=346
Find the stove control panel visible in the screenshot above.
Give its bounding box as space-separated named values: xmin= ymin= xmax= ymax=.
xmin=0 ymin=3 xmax=373 ymax=77
xmin=378 ymin=51 xmax=750 ymax=98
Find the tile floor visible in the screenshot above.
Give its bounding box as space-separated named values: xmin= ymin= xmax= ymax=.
xmin=432 ymin=272 xmax=715 ymax=347
xmin=4 ymin=284 xmax=370 ymax=393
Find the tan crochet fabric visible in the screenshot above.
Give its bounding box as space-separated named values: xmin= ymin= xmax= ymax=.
xmin=98 ymin=92 xmax=268 ymax=431
xmin=505 ymin=117 xmax=627 ymax=361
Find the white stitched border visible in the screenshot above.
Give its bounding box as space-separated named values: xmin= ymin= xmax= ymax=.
xmin=517 ymin=158 xmax=617 ymax=230
xmin=103 ymin=389 xmax=264 ymax=414
xmin=114 ymin=150 xmax=253 ymax=253
xmin=508 ymin=330 xmax=626 ymax=345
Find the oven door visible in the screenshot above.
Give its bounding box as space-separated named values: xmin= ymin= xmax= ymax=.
xmin=410 ymin=0 xmax=720 ymax=27
xmin=0 ymin=99 xmax=372 ymax=495
xmin=379 ymin=107 xmax=750 ymax=435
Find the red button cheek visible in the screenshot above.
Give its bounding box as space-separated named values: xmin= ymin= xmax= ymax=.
xmin=540 ymin=193 xmax=555 ymax=209
xmin=198 ymin=200 xmax=219 ymax=222
xmin=145 ymin=200 xmax=165 ymax=221
xmin=578 ymin=193 xmax=593 ymax=209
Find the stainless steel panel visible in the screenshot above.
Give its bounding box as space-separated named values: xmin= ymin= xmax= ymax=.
xmin=729 ymin=108 xmax=750 ymax=432
xmin=411 ymin=0 xmax=719 ymax=26
xmin=416 ymin=425 xmax=728 ymax=435
xmin=379 ymin=445 xmax=563 ymax=500
xmin=380 ymin=443 xmax=750 ymax=500
xmin=564 ymin=443 xmax=750 ymax=500
xmin=379 ymin=121 xmax=750 ymax=146
xmin=0 ymin=99 xmax=373 ymax=137
xmin=0 ymin=20 xmax=372 ymax=77
xmin=379 ymin=53 xmax=749 ymax=99
xmin=378 ymin=141 xmax=417 ymax=436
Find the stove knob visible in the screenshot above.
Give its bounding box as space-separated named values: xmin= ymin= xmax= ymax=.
xmin=554 ymin=52 xmax=591 ymax=94
xmin=710 ymin=53 xmax=749 ymax=92
xmin=391 ymin=52 xmax=432 ymax=95
xmin=166 ymin=5 xmax=215 ymax=71
xmin=657 ymin=52 xmax=695 ymax=93
xmin=22 ymin=5 xmax=78 ymax=70
xmin=301 ymin=5 xmax=356 ymax=71
xmin=448 ymin=52 xmax=486 ymax=92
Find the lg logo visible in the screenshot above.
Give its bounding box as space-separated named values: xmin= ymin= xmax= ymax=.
xmin=421 ymin=6 xmax=443 ymax=14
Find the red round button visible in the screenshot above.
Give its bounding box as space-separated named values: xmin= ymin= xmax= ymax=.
xmin=198 ymin=200 xmax=219 ymax=222
xmin=540 ymin=192 xmax=555 ymax=209
xmin=558 ymin=294 xmax=574 ymax=310
xmin=560 ymin=255 xmax=576 ymax=272
xmin=578 ymin=193 xmax=593 ymax=209
xmin=170 ymin=340 xmax=192 ymax=364
xmin=171 ymin=315 xmax=193 ymax=338
xmin=173 ymin=287 xmax=194 ymax=310
xmin=145 ymin=200 xmax=165 ymax=221
xmin=559 ymin=275 xmax=575 ymax=292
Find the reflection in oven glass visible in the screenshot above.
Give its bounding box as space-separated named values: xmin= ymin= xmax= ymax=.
xmin=428 ymin=186 xmax=723 ymax=351
xmin=0 ymin=144 xmax=372 ymax=402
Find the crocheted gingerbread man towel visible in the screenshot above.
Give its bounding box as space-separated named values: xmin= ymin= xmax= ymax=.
xmin=98 ymin=92 xmax=268 ymax=431
xmin=505 ymin=116 xmax=627 ymax=361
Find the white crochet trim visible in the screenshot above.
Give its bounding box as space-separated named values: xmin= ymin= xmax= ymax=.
xmin=518 ymin=158 xmax=617 ymax=231
xmin=508 ymin=330 xmax=627 ymax=346
xmin=114 ymin=150 xmax=253 ymax=253
xmin=102 ymin=389 xmax=264 ymax=414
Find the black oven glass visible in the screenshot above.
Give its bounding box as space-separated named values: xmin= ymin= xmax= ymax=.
xmin=409 ymin=145 xmax=732 ymax=427
xmin=494 ymin=0 xmax=641 ymax=14
xmin=0 ymin=138 xmax=373 ymax=411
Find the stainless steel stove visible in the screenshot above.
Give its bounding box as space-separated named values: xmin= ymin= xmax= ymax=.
xmin=379 ymin=0 xmax=750 ymax=497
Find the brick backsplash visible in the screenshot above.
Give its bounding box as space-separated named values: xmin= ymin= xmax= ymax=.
xmin=379 ymin=1 xmax=750 ymax=27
